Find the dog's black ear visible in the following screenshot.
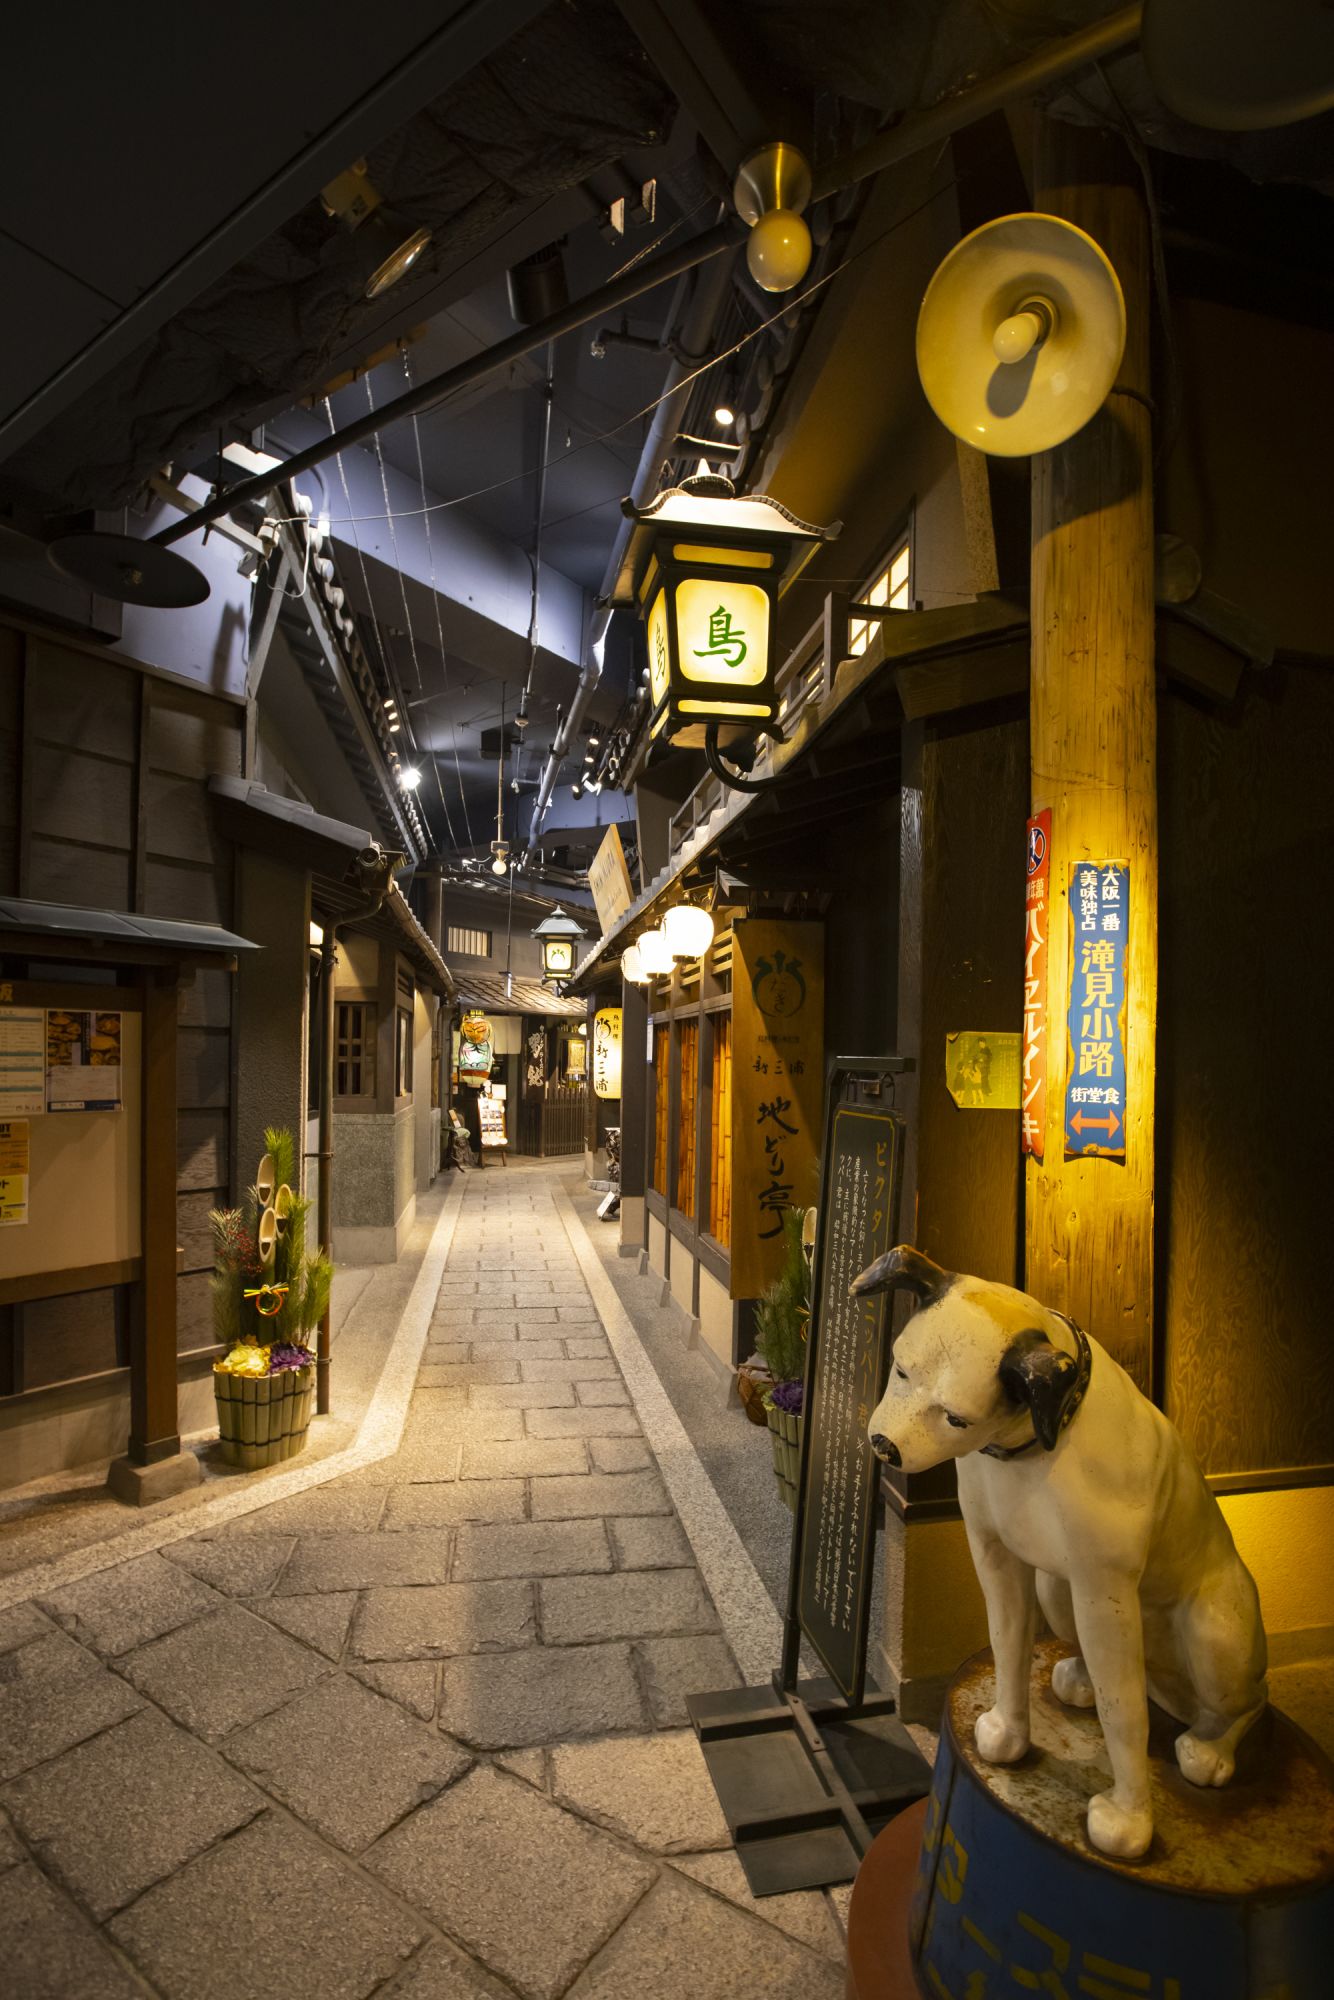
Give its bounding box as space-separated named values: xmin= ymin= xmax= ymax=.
xmin=998 ymin=1330 xmax=1081 ymax=1450
xmin=851 ymin=1244 xmax=954 ymax=1305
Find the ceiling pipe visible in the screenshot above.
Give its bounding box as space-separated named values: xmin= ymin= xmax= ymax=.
xmin=521 ymin=247 xmax=739 ymax=859
xmin=142 ymin=221 xmax=739 ymax=555
xmin=810 ymin=4 xmax=1143 ymax=201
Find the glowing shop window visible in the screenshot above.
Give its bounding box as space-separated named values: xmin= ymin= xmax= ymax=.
xmin=849 ymin=537 xmax=910 ymax=656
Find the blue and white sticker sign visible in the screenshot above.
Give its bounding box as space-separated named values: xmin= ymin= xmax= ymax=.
xmin=1064 ymin=861 xmax=1128 ymax=1161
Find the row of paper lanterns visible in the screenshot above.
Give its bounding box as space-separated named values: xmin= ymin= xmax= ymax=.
xmin=621 ymin=901 xmax=715 ymax=986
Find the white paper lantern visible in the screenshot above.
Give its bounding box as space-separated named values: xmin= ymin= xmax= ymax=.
xmin=637 ymin=927 xmax=673 ymax=977
xmin=663 ymin=903 xmax=715 ymax=961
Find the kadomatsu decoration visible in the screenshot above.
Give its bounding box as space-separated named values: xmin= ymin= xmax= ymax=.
xmin=210 ymin=1128 xmax=333 ymax=1469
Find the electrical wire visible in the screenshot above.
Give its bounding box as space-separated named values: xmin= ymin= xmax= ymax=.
xmin=403 ymin=354 xmax=476 ymax=852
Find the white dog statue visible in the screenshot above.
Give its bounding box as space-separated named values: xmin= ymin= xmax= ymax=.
xmin=855 ymin=1245 xmax=1268 ymax=1860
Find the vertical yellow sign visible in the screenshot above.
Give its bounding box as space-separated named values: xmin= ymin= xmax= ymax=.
xmin=730 ymin=921 xmax=824 ymax=1299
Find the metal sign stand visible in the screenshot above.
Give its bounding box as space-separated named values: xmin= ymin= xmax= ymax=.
xmin=689 ymin=1057 xmax=930 ymax=1897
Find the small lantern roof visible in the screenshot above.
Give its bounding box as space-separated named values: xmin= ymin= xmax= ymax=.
xmin=532 ymin=905 xmax=587 ymax=942
xmin=612 ymin=474 xmax=838 ymax=606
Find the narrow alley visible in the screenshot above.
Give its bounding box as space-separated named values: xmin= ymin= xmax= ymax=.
xmin=0 ymin=1162 xmax=848 ymax=1999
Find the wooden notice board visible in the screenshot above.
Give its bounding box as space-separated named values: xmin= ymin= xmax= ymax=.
xmin=588 ymin=822 xmax=636 ymax=937
xmin=791 ymin=1060 xmax=905 ymax=1702
xmin=730 ymin=919 xmax=824 ymax=1299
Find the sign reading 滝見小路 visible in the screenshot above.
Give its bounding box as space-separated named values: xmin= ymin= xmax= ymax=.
xmin=1022 ymin=809 xmax=1051 ymax=1156
xmin=1064 ymin=861 xmax=1128 ymax=1160
xmin=794 ymin=1068 xmax=904 ymax=1703
xmin=730 ymin=920 xmax=824 ymax=1301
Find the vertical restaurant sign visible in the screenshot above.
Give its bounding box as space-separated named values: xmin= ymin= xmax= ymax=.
xmin=1065 ymin=861 xmax=1129 ymax=1160
xmin=588 ymin=822 xmax=636 ymax=937
xmin=1021 ymin=810 xmax=1051 ymax=1157
xmin=796 ymin=1086 xmax=903 ymax=1701
xmin=731 ymin=921 xmax=824 ymax=1299
xmin=592 ymin=1007 xmax=622 ymax=1100
xmin=565 ymin=1031 xmax=587 ymax=1081
xmin=0 ymin=1119 xmax=30 ymax=1226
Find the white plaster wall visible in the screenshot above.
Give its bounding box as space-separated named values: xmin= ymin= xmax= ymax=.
xmin=697 ymin=1264 xmax=734 ymax=1371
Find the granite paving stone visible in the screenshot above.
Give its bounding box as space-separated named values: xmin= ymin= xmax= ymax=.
xmin=567 ymin=1868 xmax=843 ymax=1998
xmin=671 ymin=1852 xmax=844 ymax=1961
xmin=350 ymin=1660 xmax=439 ymax=1720
xmin=635 ymin=1636 xmax=742 ymax=1728
xmin=472 ymin=1336 xmax=562 ymax=1361
xmin=245 ymin=1590 xmax=357 ymax=1660
xmin=460 ymin=1437 xmax=588 ymax=1480
xmin=417 ymin=1358 xmax=519 ymax=1387
xmin=609 ymin=1515 xmax=694 ymax=1569
xmin=165 ymin=1533 xmax=296 ymax=1597
xmin=0 ymin=1629 xmax=143 ymax=1781
xmin=210 ymin=1485 xmax=386 ymax=1538
xmin=550 ymin=1731 xmax=730 ymax=1853
xmin=381 ymin=1939 xmax=515 ymax=2000
xmin=350 ymin=1580 xmax=537 ymax=1660
xmin=418 ymin=1355 xmax=473 ymax=1383
xmin=41 ymin=1551 xmax=222 ymax=1656
xmin=556 ymin=1304 xmax=600 ymax=1322
xmin=0 ymin=1862 xmax=146 ymax=2000
xmin=380 ymin=1479 xmax=526 ymax=1528
xmin=574 ymin=1377 xmax=630 ymax=1406
xmin=541 ymin=1570 xmax=720 ymax=1644
xmin=524 ymin=1406 xmax=642 ymax=1439
xmin=468 ymin=1380 xmax=575 ymax=1408
xmin=277 ymin=1528 xmax=453 ymax=1594
xmin=366 ymin=1767 xmax=655 ymax=2000
xmin=530 ymin=1470 xmax=671 ymax=1520
xmin=564 ymin=1337 xmax=613 ymax=1359
xmin=119 ymin=1602 xmax=328 ymax=1740
xmin=430 ymin=1404 xmax=526 ymax=1443
xmin=589 ymin=1437 xmax=653 ymax=1473
xmin=438 ymin=1642 xmax=644 ymax=1748
xmin=452 ymin=1519 xmax=611 ymax=1581
xmin=519 ymin=1354 xmax=618 ymax=1382
xmin=110 ymin=1808 xmax=424 ymax=2000
xmin=0 ymin=1602 xmax=55 ymax=1653
xmin=0 ymin=1810 xmax=21 ymax=1869
xmin=224 ymin=1673 xmax=471 ymax=1851
xmin=0 ymin=1706 xmax=261 ymax=1918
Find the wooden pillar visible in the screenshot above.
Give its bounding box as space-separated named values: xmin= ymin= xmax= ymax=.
xmin=1026 ymin=118 xmax=1156 ymax=1388
xmin=131 ymin=965 xmax=181 ymax=1463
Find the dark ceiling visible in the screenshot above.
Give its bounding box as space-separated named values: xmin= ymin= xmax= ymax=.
xmin=3 ymin=1 xmax=1331 ymax=870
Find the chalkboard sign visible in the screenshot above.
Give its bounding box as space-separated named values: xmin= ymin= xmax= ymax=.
xmin=788 ymin=1060 xmax=905 ymax=1703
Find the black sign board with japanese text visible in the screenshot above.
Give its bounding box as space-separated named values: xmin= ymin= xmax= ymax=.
xmin=786 ymin=1059 xmax=906 ymax=1704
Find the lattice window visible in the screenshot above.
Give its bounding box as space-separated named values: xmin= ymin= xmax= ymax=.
xmin=335 ymin=1001 xmax=375 ymax=1097
xmin=447 ymin=925 xmax=492 ymax=957
xmin=849 ymin=533 xmax=912 ymax=655
xmin=651 ymin=1030 xmax=669 ymax=1194
xmin=708 ymin=1014 xmax=733 ymax=1248
xmin=676 ymin=1020 xmax=699 ymax=1217
xmin=395 ymin=1006 xmax=414 ymax=1097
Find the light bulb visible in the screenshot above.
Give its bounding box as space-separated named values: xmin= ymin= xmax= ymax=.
xmin=662 ymin=903 xmax=714 ymax=961
xmin=399 ymin=766 xmax=421 ymax=790
xmin=746 ymin=208 xmax=812 ymax=293
xmin=714 ymin=402 xmax=736 ymax=427
xmin=992 ymin=299 xmax=1053 ymax=365
xmin=491 ymin=856 xmax=507 ymax=876
xmin=637 ymin=927 xmax=673 ymax=977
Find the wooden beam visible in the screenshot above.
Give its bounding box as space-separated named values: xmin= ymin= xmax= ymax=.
xmin=1026 ymin=119 xmax=1157 ymax=1390
xmin=130 ymin=966 xmax=182 ymax=1463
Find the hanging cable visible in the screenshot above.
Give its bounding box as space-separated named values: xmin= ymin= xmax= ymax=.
xmin=404 ymin=354 xmax=475 ymax=852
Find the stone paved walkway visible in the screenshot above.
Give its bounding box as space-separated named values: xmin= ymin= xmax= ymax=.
xmin=0 ymin=1164 xmax=848 ymax=1998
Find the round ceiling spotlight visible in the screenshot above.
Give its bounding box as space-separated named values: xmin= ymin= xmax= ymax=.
xmin=399 ymin=766 xmax=422 ymax=791
xmin=713 ymin=401 xmax=736 ymax=428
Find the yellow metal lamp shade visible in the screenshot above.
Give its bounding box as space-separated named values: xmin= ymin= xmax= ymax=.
xmin=662 ymin=903 xmax=715 ymax=961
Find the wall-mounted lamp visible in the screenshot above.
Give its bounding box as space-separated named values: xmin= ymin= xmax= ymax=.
xmin=320 ymin=161 xmax=434 ymax=301
xmin=662 ymin=902 xmax=715 ymax=961
xmin=636 ymin=927 xmax=673 ymax=978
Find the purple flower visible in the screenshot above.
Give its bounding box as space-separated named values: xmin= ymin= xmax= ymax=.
xmin=770 ymin=1379 xmax=804 ymax=1415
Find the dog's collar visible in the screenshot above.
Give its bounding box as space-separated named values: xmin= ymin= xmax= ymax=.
xmin=981 ymin=1313 xmax=1092 ymax=1459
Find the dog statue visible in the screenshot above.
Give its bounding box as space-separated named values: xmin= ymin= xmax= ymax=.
xmin=854 ymin=1245 xmax=1268 ymax=1860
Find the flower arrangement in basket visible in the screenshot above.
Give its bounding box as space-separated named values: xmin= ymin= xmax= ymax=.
xmin=210 ymin=1128 xmax=333 ymax=1470
xmin=754 ymin=1205 xmax=813 ymax=1512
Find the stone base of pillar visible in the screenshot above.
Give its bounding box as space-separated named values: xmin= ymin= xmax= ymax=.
xmin=106 ymin=1450 xmax=202 ymax=1508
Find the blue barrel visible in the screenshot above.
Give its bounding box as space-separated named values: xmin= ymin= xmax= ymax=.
xmin=907 ymin=1643 xmax=1334 ymax=2000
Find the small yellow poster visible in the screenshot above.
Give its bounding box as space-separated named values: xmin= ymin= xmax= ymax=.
xmin=0 ymin=1118 xmax=30 ymax=1226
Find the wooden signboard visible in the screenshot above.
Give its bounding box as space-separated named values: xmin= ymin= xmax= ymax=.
xmin=790 ymin=1060 xmax=906 ymax=1703
xmin=730 ymin=920 xmax=824 ymax=1299
xmin=588 ymin=822 xmax=636 ymax=937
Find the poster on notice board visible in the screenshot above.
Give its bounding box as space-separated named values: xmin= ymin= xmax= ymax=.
xmin=46 ymin=1010 xmax=123 ymax=1113
xmin=0 ymin=1119 xmax=29 ymax=1225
